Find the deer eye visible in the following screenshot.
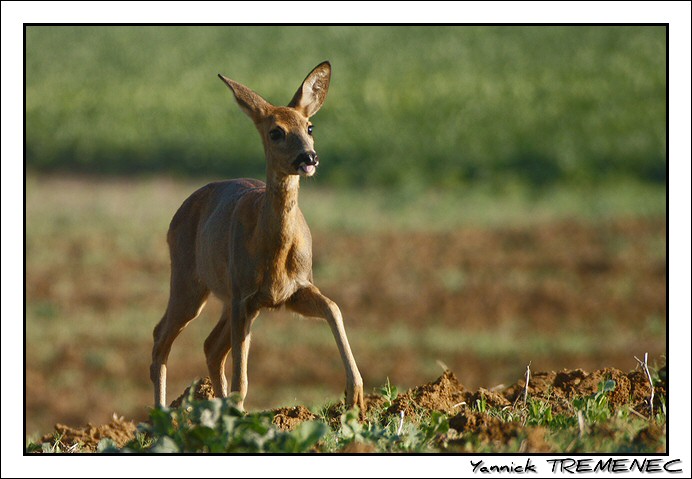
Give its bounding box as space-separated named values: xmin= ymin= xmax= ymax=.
xmin=307 ymin=125 xmax=313 ymax=136
xmin=269 ymin=128 xmax=285 ymax=142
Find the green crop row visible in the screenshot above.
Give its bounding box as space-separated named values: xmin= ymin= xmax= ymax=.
xmin=26 ymin=26 xmax=666 ymax=189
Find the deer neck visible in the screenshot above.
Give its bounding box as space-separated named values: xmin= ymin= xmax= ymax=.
xmin=262 ymin=169 xmax=301 ymax=250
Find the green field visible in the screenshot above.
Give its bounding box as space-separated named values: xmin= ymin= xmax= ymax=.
xmin=25 ymin=26 xmax=666 ymax=188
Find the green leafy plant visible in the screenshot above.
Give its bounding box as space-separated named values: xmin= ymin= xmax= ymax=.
xmin=526 ymin=397 xmax=554 ymax=425
xmin=474 ymin=394 xmax=488 ymax=413
xmin=333 ymin=404 xmax=450 ymax=453
xmin=573 ymin=379 xmax=616 ymax=423
xmin=100 ymin=381 xmax=327 ymax=453
xmin=523 ymin=397 xmax=575 ymax=429
xmin=379 ymin=377 xmax=398 ymax=408
xmin=96 ymin=438 xmax=118 ymax=452
xmin=420 ymin=411 xmax=450 ymax=442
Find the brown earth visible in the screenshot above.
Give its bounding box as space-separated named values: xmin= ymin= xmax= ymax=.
xmin=39 ymin=415 xmax=138 ymax=453
xmin=26 ymin=217 xmax=666 ymax=438
xmin=37 ymin=366 xmax=666 ymax=453
xmin=312 ymin=218 xmax=666 ymax=333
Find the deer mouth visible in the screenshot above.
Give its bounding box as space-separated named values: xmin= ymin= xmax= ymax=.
xmin=293 ymin=157 xmax=319 ymax=177
xmin=298 ymin=163 xmax=317 ymax=176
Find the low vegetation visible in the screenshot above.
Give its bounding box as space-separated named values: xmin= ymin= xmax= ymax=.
xmin=29 ymin=365 xmax=666 ymax=453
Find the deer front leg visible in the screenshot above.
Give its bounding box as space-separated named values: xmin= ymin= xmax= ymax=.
xmin=287 ymin=285 xmax=365 ymax=413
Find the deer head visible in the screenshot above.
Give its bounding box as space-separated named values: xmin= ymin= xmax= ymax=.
xmin=218 ymin=61 xmax=331 ymax=179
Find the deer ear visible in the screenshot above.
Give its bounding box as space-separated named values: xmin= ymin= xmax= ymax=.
xmin=288 ymin=61 xmax=331 ymax=118
xmin=218 ymin=74 xmax=271 ymax=121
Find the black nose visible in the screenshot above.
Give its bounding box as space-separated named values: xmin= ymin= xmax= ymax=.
xmin=293 ymin=151 xmax=318 ymax=168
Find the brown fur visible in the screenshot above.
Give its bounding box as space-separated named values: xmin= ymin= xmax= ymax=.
xmin=150 ymin=62 xmax=364 ymax=412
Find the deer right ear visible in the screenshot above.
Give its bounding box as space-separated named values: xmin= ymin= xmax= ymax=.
xmin=218 ymin=74 xmax=271 ymax=121
xmin=288 ymin=61 xmax=331 ymax=118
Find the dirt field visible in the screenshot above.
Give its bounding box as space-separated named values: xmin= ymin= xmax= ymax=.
xmin=38 ymin=365 xmax=666 ymax=453
xmin=26 ymin=204 xmax=666 ymax=441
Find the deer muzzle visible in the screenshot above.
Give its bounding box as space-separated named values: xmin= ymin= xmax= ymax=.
xmin=293 ymin=151 xmax=319 ymax=176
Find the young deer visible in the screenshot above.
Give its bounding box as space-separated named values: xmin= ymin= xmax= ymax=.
xmin=150 ymin=61 xmax=364 ymax=413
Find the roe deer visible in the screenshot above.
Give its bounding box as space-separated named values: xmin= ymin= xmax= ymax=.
xmin=150 ymin=61 xmax=364 ymax=413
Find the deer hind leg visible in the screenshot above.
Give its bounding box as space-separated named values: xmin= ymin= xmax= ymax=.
xmin=287 ymin=285 xmax=365 ymax=414
xmin=150 ymin=277 xmax=209 ymax=408
xmin=204 ymin=305 xmax=232 ymax=399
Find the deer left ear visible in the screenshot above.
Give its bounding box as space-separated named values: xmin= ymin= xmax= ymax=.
xmin=218 ymin=74 xmax=271 ymax=122
xmin=288 ymin=61 xmax=331 ymax=118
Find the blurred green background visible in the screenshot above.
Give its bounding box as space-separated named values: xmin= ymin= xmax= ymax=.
xmin=25 ymin=25 xmax=666 ymax=189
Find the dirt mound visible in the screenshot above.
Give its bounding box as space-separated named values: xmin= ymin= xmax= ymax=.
xmin=468 ymin=387 xmax=512 ymax=409
xmin=388 ymin=370 xmax=468 ymax=416
xmin=272 ymin=405 xmax=317 ymax=431
xmin=39 ymin=414 xmax=137 ymax=452
xmin=448 ymin=412 xmax=551 ymax=452
xmin=501 ymin=366 xmax=664 ymax=415
xmin=168 ymin=376 xmax=216 ymax=408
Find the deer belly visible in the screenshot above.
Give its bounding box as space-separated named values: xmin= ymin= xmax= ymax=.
xmin=195 ymin=229 xmax=234 ymax=302
xmin=258 ymin=280 xmax=302 ymax=308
